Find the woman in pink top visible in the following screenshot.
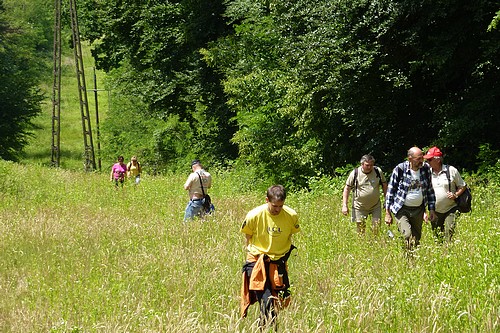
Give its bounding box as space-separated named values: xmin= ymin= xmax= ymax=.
xmin=110 ymin=156 xmax=127 ymax=188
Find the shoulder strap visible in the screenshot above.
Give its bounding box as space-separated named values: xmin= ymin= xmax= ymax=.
xmin=445 ymin=165 xmax=451 ymax=191
xmin=197 ymin=172 xmax=206 ymax=196
xmin=374 ymin=166 xmax=381 ymax=180
xmin=354 ymin=167 xmax=359 ymax=196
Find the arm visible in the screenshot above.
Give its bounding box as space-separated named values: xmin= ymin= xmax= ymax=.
xmin=449 ymin=167 xmax=466 ymax=199
xmin=206 ymin=174 xmax=212 ymax=189
xmin=384 ymin=207 xmax=393 ymax=225
xmin=453 ymin=168 xmax=467 ymax=199
xmin=454 ymin=187 xmax=466 ymax=198
xmin=343 ymin=170 xmax=356 ymax=216
xmin=377 ymin=167 xmax=388 ymax=196
xmin=184 ymin=174 xmax=192 ymax=190
xmin=382 ymin=182 xmax=388 ymax=196
xmin=384 ymin=168 xmax=398 ymax=225
xmin=425 ymin=167 xmax=437 ymax=221
xmin=110 ymin=166 xmax=114 ymax=181
xmin=342 ymin=185 xmax=350 ymax=216
xmin=446 ymin=186 xmax=466 ymax=200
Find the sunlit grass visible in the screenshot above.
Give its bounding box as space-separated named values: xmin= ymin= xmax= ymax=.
xmin=0 ymin=160 xmax=499 ymax=332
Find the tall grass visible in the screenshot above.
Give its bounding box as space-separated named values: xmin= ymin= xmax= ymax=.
xmin=0 ymin=160 xmax=499 ymax=332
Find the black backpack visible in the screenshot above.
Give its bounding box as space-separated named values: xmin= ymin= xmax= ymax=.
xmin=445 ymin=166 xmax=472 ymax=213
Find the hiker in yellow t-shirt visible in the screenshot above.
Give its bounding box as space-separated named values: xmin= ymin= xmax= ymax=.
xmin=240 ymin=185 xmax=300 ymax=330
xmin=127 ymin=156 xmax=142 ymax=185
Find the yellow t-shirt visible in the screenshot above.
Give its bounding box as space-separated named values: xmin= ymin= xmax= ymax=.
xmin=127 ymin=162 xmax=141 ymax=177
xmin=241 ymin=204 xmax=300 ymax=261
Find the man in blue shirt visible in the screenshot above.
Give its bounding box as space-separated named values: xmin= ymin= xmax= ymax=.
xmin=385 ymin=147 xmax=436 ymax=250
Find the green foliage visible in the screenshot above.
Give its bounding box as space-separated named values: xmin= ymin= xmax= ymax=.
xmin=98 ymin=83 xmax=165 ymax=171
xmin=488 ymin=9 xmax=500 ymax=31
xmin=471 ymin=143 xmax=500 ymax=187
xmin=0 ymin=0 xmax=47 ymax=161
xmin=204 ymin=4 xmax=327 ymax=188
xmin=3 ymin=0 xmax=54 ymax=54
xmin=206 ymin=0 xmax=500 ymax=182
xmin=77 ymin=0 xmax=237 ymax=171
xmin=68 ymin=0 xmax=500 ymax=187
xmin=225 ymin=68 xmax=321 ymax=188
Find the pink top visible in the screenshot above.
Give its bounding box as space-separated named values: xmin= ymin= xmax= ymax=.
xmin=112 ymin=163 xmax=127 ymax=180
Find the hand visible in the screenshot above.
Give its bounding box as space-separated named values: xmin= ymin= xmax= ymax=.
xmin=342 ymin=205 xmax=349 ymax=216
xmin=424 ymin=212 xmax=428 ymax=223
xmin=385 ymin=212 xmax=393 ymax=225
xmin=428 ymin=210 xmax=437 ymax=222
xmin=446 ymin=191 xmax=456 ymax=200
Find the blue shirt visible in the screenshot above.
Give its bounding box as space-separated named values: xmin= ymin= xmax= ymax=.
xmin=385 ymin=161 xmax=436 ymax=214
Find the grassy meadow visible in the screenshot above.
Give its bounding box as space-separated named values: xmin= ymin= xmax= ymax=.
xmin=0 ymin=159 xmax=499 ymax=332
xmin=6 ymin=38 xmax=500 ymax=333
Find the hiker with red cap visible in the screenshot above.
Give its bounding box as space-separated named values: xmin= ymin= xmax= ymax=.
xmin=424 ymin=146 xmax=467 ymax=242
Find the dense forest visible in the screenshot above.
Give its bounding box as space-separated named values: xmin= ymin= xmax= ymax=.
xmin=2 ymin=0 xmax=500 ymax=187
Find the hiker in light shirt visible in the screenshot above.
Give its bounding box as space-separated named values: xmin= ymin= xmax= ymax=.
xmin=127 ymin=156 xmax=142 ymax=185
xmin=342 ymin=154 xmax=387 ymax=235
xmin=424 ymin=146 xmax=466 ymax=243
xmin=183 ymin=159 xmax=212 ymax=221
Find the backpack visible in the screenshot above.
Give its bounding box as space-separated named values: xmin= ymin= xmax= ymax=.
xmin=197 ymin=172 xmax=215 ymax=214
xmin=127 ymin=161 xmax=141 ymax=173
xmin=353 ymin=166 xmax=383 ymax=196
xmin=445 ymin=166 xmax=472 ymax=213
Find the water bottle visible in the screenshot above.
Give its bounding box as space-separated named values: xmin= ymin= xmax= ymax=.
xmin=387 ymin=229 xmax=394 ymax=239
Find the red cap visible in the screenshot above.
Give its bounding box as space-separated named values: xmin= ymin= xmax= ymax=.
xmin=424 ymin=146 xmax=443 ymax=159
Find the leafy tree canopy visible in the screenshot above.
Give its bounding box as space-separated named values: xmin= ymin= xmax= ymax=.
xmin=78 ymin=0 xmax=237 ymax=168
xmin=75 ymin=0 xmax=500 ymax=187
xmin=205 ymin=0 xmax=500 ymax=186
